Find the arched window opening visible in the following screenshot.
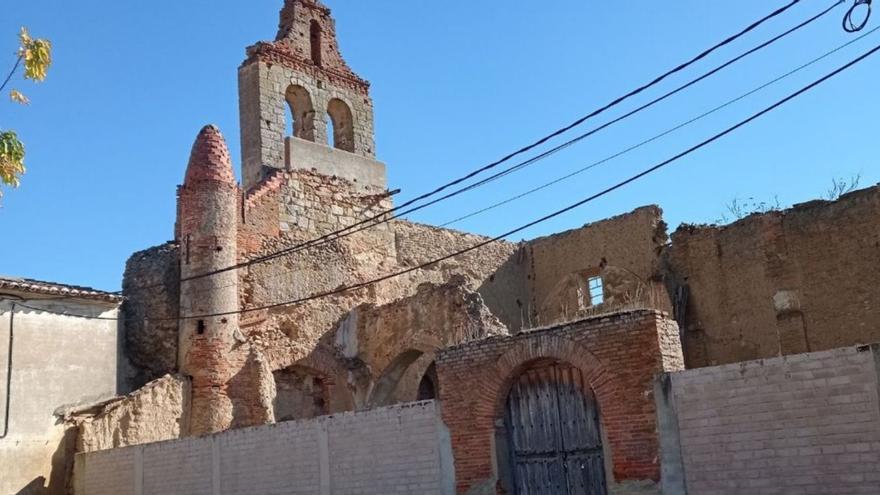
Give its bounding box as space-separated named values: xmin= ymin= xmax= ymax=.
xmin=309 ymin=20 xmax=323 ymax=66
xmin=417 ymin=362 xmax=439 ymax=401
xmin=370 ymin=350 xmax=439 ymax=408
xmin=327 ymin=98 xmax=355 ymax=152
xmin=273 ymin=366 xmax=328 ymax=422
xmin=498 ymin=359 xmax=607 ymax=494
xmin=285 ymin=85 xmax=316 ymax=142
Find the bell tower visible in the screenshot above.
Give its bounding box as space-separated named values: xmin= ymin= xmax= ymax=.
xmin=239 ymin=0 xmax=380 ymax=190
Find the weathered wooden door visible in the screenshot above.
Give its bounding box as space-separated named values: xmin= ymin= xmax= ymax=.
xmin=504 ymin=361 xmax=606 ymax=495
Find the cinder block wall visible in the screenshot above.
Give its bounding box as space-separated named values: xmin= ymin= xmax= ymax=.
xmin=659 ymin=344 xmax=880 ymax=494
xmin=74 ymin=401 xmax=454 ymax=495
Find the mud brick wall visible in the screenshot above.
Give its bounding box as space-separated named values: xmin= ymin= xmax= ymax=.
xmin=669 ymin=185 xmax=880 ymax=368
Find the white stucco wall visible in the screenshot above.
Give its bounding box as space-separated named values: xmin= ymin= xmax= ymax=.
xmin=0 ymin=296 xmax=121 ymax=495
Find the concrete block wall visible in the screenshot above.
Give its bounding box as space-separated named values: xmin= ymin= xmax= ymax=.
xmin=74 ymin=401 xmax=454 ymax=495
xmin=658 ymin=344 xmax=880 ymax=494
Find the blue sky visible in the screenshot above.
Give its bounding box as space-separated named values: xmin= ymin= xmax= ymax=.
xmin=2 ymin=1 xmax=877 ymax=291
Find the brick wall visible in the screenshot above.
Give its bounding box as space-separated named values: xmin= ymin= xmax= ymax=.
xmin=661 ymin=344 xmax=880 ymax=494
xmin=436 ymin=310 xmax=684 ymax=494
xmin=668 ymin=185 xmax=880 ymax=368
xmin=74 ymin=401 xmax=454 ymax=495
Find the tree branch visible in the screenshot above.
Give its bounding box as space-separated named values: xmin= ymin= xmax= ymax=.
xmin=0 ymin=56 xmax=23 ymax=94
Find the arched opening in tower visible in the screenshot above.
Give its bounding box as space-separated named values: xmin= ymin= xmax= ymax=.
xmin=327 ymin=98 xmax=355 ymax=152
xmin=285 ymin=85 xmax=316 ymax=142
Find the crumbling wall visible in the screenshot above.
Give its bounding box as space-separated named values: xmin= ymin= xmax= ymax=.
xmin=524 ymin=206 xmax=672 ymax=329
xmin=122 ymin=243 xmax=180 ymax=388
xmin=668 ymin=185 xmax=880 ymax=367
xmin=71 ymin=375 xmax=190 ymax=454
xmin=336 ymin=277 xmax=508 ymax=408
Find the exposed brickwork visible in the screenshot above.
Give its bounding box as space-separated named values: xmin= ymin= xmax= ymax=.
xmin=177 ymin=126 xmax=242 ymax=436
xmin=668 ymin=344 xmax=880 ymax=493
xmin=436 ymin=310 xmax=684 ymax=494
xmin=668 ymin=185 xmax=880 ymax=367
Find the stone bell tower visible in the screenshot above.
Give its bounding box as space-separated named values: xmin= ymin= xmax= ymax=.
xmin=176 ymin=125 xmax=240 ymax=436
xmin=239 ymin=0 xmax=380 ymax=190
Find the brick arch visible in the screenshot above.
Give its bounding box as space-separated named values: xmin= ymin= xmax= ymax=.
xmin=489 ymin=333 xmax=620 ymax=421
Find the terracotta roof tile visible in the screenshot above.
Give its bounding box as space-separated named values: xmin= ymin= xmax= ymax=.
xmin=0 ymin=276 xmax=123 ymax=303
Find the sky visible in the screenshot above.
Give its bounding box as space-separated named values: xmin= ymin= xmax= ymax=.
xmin=1 ymin=0 xmax=878 ymax=292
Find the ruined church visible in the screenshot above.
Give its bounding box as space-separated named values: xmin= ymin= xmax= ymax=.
xmin=4 ymin=1 xmax=880 ymax=494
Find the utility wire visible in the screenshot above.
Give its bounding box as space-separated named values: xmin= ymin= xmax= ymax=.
xmin=440 ymin=25 xmax=880 ymax=228
xmin=29 ymin=41 xmax=880 ymax=321
xmin=128 ymin=0 xmax=820 ymax=290
xmin=203 ymin=0 xmax=845 ymax=268
xmin=158 ymin=41 xmax=880 ymax=321
xmin=129 ymin=0 xmax=837 ymax=292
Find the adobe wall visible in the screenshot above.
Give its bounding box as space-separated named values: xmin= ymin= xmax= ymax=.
xmin=436 ymin=310 xmax=684 ymax=494
xmin=659 ymin=344 xmax=880 ymax=493
xmin=668 ymin=185 xmax=880 ymax=367
xmin=523 ymin=206 xmax=672 ymax=331
xmin=74 ymin=401 xmax=455 ymax=495
xmin=70 ymin=375 xmax=190 ymax=454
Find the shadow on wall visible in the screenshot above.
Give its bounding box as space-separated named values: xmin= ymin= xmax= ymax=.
xmin=13 ymin=426 xmax=77 ymax=495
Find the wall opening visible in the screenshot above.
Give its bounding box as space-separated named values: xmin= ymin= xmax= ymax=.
xmin=309 ymin=20 xmax=323 ymax=66
xmin=272 ymin=366 xmax=328 ymax=422
xmin=588 ymin=276 xmax=605 ymax=306
xmin=327 ymin=98 xmax=355 ymax=152
xmin=285 ymin=85 xmax=316 ymax=142
xmin=417 ymin=362 xmax=438 ymax=401
xmin=370 ymin=350 xmax=439 ymax=407
xmin=498 ymin=359 xmax=607 ymax=494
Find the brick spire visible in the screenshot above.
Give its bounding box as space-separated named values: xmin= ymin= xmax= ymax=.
xmin=184 ymin=125 xmax=236 ymax=185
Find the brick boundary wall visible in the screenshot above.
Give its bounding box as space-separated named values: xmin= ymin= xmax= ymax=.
xmin=658 ymin=344 xmax=880 ymax=494
xmin=74 ymin=401 xmax=454 ymax=495
xmin=436 ymin=309 xmax=684 ymax=494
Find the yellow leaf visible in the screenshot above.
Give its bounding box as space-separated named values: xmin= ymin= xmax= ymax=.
xmin=18 ymin=26 xmax=52 ymax=83
xmin=9 ymin=90 xmax=29 ymax=105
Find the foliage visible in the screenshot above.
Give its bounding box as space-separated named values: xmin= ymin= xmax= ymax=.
xmin=825 ymin=173 xmax=861 ymax=200
xmin=715 ymin=172 xmax=865 ymax=224
xmin=0 ymin=131 xmax=25 ymax=188
xmin=716 ymin=195 xmax=782 ymax=224
xmin=0 ymin=27 xmax=52 ymax=200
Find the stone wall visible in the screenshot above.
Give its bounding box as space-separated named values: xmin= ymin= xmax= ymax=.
xmin=74 ymin=401 xmax=454 ymax=495
xmin=659 ymin=344 xmax=880 ymax=493
xmin=122 ymin=243 xmax=180 ymax=388
xmin=668 ymin=185 xmax=880 ymax=368
xmin=436 ymin=310 xmax=684 ymax=494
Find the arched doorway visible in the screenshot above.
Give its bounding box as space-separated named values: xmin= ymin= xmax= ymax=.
xmin=502 ymin=359 xmax=606 ymax=494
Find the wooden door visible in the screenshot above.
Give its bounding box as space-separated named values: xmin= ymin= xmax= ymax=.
xmin=504 ymin=361 xmax=606 ymax=494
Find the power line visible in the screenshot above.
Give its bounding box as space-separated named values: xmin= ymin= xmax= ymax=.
xmin=131 ymin=0 xmax=837 ymax=291
xmin=161 ymin=40 xmax=879 ymax=321
xmin=440 ymin=25 xmax=880 ymax=228
xmin=32 ymin=40 xmax=880 ymax=321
